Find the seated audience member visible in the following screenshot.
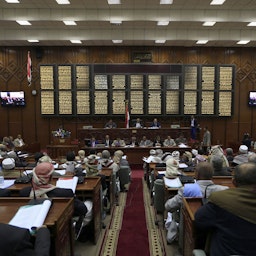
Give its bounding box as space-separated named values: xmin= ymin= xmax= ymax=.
xmin=165 ymin=157 xmax=180 ymax=177
xmin=242 ymin=132 xmax=252 ymax=150
xmin=13 ymin=134 xmax=25 ymax=148
xmin=98 ymin=150 xmax=119 ymax=174
xmin=232 ymin=145 xmax=249 ymax=165
xmin=2 ymin=136 xmax=15 ymax=150
xmin=192 ymin=149 xmax=206 ymax=165
xmin=130 ymin=136 xmax=139 ymax=147
xmin=165 ymin=162 xmax=228 ymax=214
xmin=75 ymin=150 xmax=86 ymax=163
xmin=171 ymin=150 xmax=180 ymax=161
xmin=153 ymin=135 xmax=163 ymax=147
xmin=175 ymin=133 xmax=187 ymax=145
xmin=103 ymin=134 xmax=112 ymax=147
xmin=104 ymin=119 xmax=117 ymax=129
xmin=155 ymin=149 xmax=164 ymax=162
xmin=211 ymin=155 xmax=232 ymax=176
xmin=194 ymin=162 xmax=256 ymax=256
xmin=111 ymin=137 xmax=126 ymax=147
xmin=208 ymin=145 xmax=229 ymax=168
xmin=2 ymin=157 xmax=15 ymax=170
xmin=19 ymin=162 xmax=88 ymax=218
xmin=139 ymin=136 xmax=153 ymax=147
xmin=27 ymin=152 xmax=44 ymax=168
xmin=0 ymin=144 xmax=8 ymax=157
xmin=180 ymin=151 xmax=195 ymax=172
xmin=150 ymin=118 xmax=161 ymax=128
xmin=161 ymin=152 xmax=173 ymax=164
xmin=84 ymin=154 xmax=99 ymax=176
xmin=134 ymin=118 xmax=143 ymax=128
xmin=60 ymin=151 xmax=77 ymax=173
xmin=0 ymin=223 xmax=51 ymax=256
xmin=225 ymin=147 xmax=234 ymax=163
xmin=212 ymin=156 xmax=231 ymax=176
xmin=163 ymin=135 xmax=176 ymax=147
xmin=6 ymin=150 xmax=27 ymax=167
xmin=248 ymin=152 xmax=256 ymax=163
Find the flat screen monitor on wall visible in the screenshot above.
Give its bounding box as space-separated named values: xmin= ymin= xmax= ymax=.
xmin=0 ymin=91 xmax=26 ymax=106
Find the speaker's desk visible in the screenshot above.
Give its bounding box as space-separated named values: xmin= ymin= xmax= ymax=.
xmin=0 ymin=197 xmax=74 ymax=256
xmin=7 ymin=176 xmax=102 ymax=244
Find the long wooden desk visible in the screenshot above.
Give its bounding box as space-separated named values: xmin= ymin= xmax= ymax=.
xmin=7 ymin=176 xmax=102 ymax=244
xmin=182 ymin=197 xmax=202 ymax=256
xmin=0 ymin=197 xmax=74 ymax=256
xmin=78 ymin=127 xmax=191 ymax=145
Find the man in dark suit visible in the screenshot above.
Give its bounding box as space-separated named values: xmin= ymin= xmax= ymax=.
xmin=195 ymin=162 xmax=256 ymax=255
xmin=0 ymin=223 xmax=50 ymax=256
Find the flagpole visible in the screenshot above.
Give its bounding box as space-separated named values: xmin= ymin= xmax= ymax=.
xmin=125 ymin=100 xmax=130 ymax=129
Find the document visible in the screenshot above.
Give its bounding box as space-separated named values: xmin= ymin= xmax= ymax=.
xmin=9 ymin=199 xmax=52 ymax=231
xmin=164 ymin=177 xmax=182 ymax=188
xmin=56 ymin=176 xmax=78 ymax=193
xmin=0 ymin=179 xmax=15 ymax=189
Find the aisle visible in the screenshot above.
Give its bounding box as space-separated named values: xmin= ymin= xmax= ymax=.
xmin=116 ymin=171 xmax=150 ymax=256
xmin=99 ymin=170 xmax=178 ymax=256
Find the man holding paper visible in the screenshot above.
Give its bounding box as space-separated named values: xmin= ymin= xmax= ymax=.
xmin=19 ymin=162 xmax=88 ymax=217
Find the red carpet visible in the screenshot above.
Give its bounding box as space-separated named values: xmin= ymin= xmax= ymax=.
xmin=116 ymin=170 xmax=150 ymax=256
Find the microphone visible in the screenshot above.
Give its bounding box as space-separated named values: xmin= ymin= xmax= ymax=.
xmin=24 ymin=170 xmax=50 ymax=205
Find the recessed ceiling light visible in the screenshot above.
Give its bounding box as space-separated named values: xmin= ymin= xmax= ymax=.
xmin=160 ymin=0 xmax=173 ymax=4
xmin=28 ymin=39 xmax=39 ymax=43
xmin=157 ymin=21 xmax=169 ymax=26
xmin=110 ymin=20 xmax=122 ymax=25
xmin=107 ymin=0 xmax=121 ymax=4
xmin=16 ymin=20 xmax=31 ymax=25
xmin=237 ymin=40 xmax=250 ymax=45
xmin=63 ymin=21 xmax=77 ymax=25
xmin=70 ymin=40 xmax=82 ymax=44
xmin=112 ymin=40 xmax=123 ymax=44
xmin=203 ymin=21 xmax=216 ymax=26
xmin=5 ymin=0 xmax=20 ymax=3
xmin=210 ymin=0 xmax=225 ymax=5
xmin=56 ymin=0 xmax=70 ymax=4
xmin=247 ymin=22 xmax=256 ymax=26
xmin=155 ymin=40 xmax=166 ymax=44
xmin=196 ymin=40 xmax=208 ymax=44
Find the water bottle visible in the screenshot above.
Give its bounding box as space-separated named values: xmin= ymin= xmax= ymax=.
xmin=0 ymin=166 xmax=4 ymax=186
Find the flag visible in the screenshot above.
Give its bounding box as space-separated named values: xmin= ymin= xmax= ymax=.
xmin=125 ymin=101 xmax=130 ymax=128
xmin=27 ymin=51 xmax=32 ymax=86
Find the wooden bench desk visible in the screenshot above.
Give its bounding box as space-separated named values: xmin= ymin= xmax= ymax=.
xmin=0 ymin=197 xmax=74 ymax=256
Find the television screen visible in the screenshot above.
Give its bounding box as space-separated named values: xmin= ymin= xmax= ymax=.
xmin=0 ymin=91 xmax=25 ymax=106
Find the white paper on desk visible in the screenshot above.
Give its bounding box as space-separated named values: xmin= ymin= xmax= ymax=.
xmin=53 ymin=163 xmax=59 ymax=169
xmin=54 ymin=169 xmax=66 ymax=176
xmin=0 ymin=179 xmax=15 ymax=189
xmin=178 ymin=143 xmax=188 ymax=148
xmin=143 ymin=156 xmax=154 ymax=163
xmin=158 ymin=171 xmax=166 ymax=175
xmin=179 ymin=163 xmax=188 ymax=168
xmin=56 ymin=176 xmax=78 ymax=193
xmin=164 ymin=177 xmax=182 ymax=188
xmin=23 ymin=170 xmax=33 ymax=175
xmin=9 ymin=199 xmax=52 ymax=231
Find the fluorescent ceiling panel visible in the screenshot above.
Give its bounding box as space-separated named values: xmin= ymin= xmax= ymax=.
xmin=16 ymin=20 xmax=31 ymax=25
xmin=196 ymin=40 xmax=208 ymax=44
xmin=247 ymin=22 xmax=256 ymax=26
xmin=157 ymin=21 xmax=169 ymax=26
xmin=237 ymin=40 xmax=250 ymax=45
xmin=210 ymin=0 xmax=225 ymax=5
xmin=107 ymin=0 xmax=121 ymax=4
xmin=28 ymin=39 xmax=39 ymax=43
xmin=56 ymin=0 xmax=70 ymax=4
xmin=70 ymin=40 xmax=82 ymax=44
xmin=160 ymin=0 xmax=173 ymax=4
xmin=112 ymin=40 xmax=123 ymax=43
xmin=63 ymin=21 xmax=77 ymax=25
xmin=203 ymin=21 xmax=216 ymax=26
xmin=155 ymin=40 xmax=166 ymax=44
